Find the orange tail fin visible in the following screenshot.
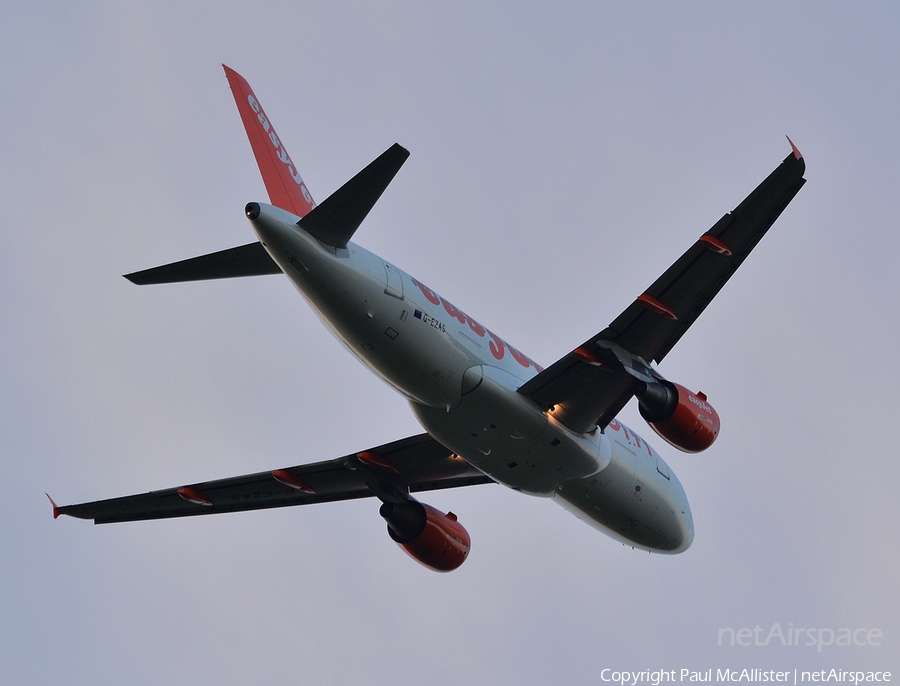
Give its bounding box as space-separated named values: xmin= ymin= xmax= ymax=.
xmin=223 ymin=65 xmax=316 ymax=217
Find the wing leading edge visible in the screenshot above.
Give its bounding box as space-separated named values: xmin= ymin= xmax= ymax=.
xmin=519 ymin=142 xmax=807 ymax=434
xmin=53 ymin=434 xmax=493 ymax=524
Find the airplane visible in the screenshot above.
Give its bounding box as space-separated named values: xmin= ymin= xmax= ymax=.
xmin=48 ymin=65 xmax=807 ymax=572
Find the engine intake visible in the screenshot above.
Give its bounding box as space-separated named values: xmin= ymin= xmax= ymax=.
xmin=637 ymin=380 xmax=720 ymax=453
xmin=380 ymin=500 xmax=471 ymax=572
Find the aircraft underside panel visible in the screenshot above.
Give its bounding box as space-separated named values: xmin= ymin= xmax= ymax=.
xmin=411 ymin=364 xmax=693 ymax=552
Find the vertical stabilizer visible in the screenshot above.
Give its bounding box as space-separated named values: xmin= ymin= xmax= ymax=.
xmin=223 ymin=65 xmax=317 ymax=217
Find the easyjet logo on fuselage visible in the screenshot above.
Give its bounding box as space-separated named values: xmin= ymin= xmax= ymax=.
xmin=608 ymin=418 xmax=654 ymax=457
xmin=410 ymin=277 xmax=542 ymax=372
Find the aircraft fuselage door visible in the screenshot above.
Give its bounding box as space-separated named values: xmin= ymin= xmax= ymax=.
xmin=383 ymin=261 xmax=404 ymax=299
xmin=655 ymin=452 xmax=670 ymax=480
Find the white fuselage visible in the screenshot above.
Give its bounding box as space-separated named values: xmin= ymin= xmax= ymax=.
xmin=251 ymin=204 xmax=694 ymax=553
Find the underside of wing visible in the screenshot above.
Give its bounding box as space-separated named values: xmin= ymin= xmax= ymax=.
xmin=602 ymin=145 xmax=806 ymax=364
xmin=518 ymin=143 xmax=807 ymax=434
xmin=54 ymin=434 xmax=493 ymax=524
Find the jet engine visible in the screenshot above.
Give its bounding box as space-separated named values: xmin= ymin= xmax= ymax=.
xmin=636 ymin=380 xmax=720 ymax=453
xmin=379 ymin=499 xmax=471 ymax=572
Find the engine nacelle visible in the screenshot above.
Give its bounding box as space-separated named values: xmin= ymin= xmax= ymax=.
xmin=637 ymin=380 xmax=720 ymax=453
xmin=379 ymin=499 xmax=471 ymax=572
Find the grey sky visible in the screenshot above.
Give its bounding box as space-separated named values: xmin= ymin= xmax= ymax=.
xmin=2 ymin=3 xmax=898 ymax=683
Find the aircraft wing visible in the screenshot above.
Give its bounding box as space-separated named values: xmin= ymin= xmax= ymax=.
xmin=52 ymin=434 xmax=493 ymax=524
xmin=518 ymin=143 xmax=807 ymax=434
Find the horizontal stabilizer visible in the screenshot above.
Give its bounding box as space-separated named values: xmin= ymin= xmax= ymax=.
xmin=124 ymin=241 xmax=281 ymax=285
xmin=298 ymin=143 xmax=409 ymax=249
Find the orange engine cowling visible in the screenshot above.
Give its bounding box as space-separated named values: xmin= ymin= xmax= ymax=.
xmin=637 ymin=380 xmax=720 ymax=453
xmin=379 ymin=500 xmax=471 ymax=572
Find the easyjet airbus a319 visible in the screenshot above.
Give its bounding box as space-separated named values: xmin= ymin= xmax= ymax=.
xmin=49 ymin=66 xmax=807 ymax=571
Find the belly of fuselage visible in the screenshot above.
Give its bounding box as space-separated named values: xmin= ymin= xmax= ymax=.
xmin=412 ymin=365 xmax=694 ymax=553
xmin=251 ymin=207 xmax=473 ymax=408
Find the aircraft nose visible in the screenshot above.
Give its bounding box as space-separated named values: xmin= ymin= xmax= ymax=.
xmin=677 ymin=517 xmax=695 ymax=552
xmin=652 ymin=515 xmax=693 ymax=554
xmin=668 ymin=509 xmax=695 ymax=553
